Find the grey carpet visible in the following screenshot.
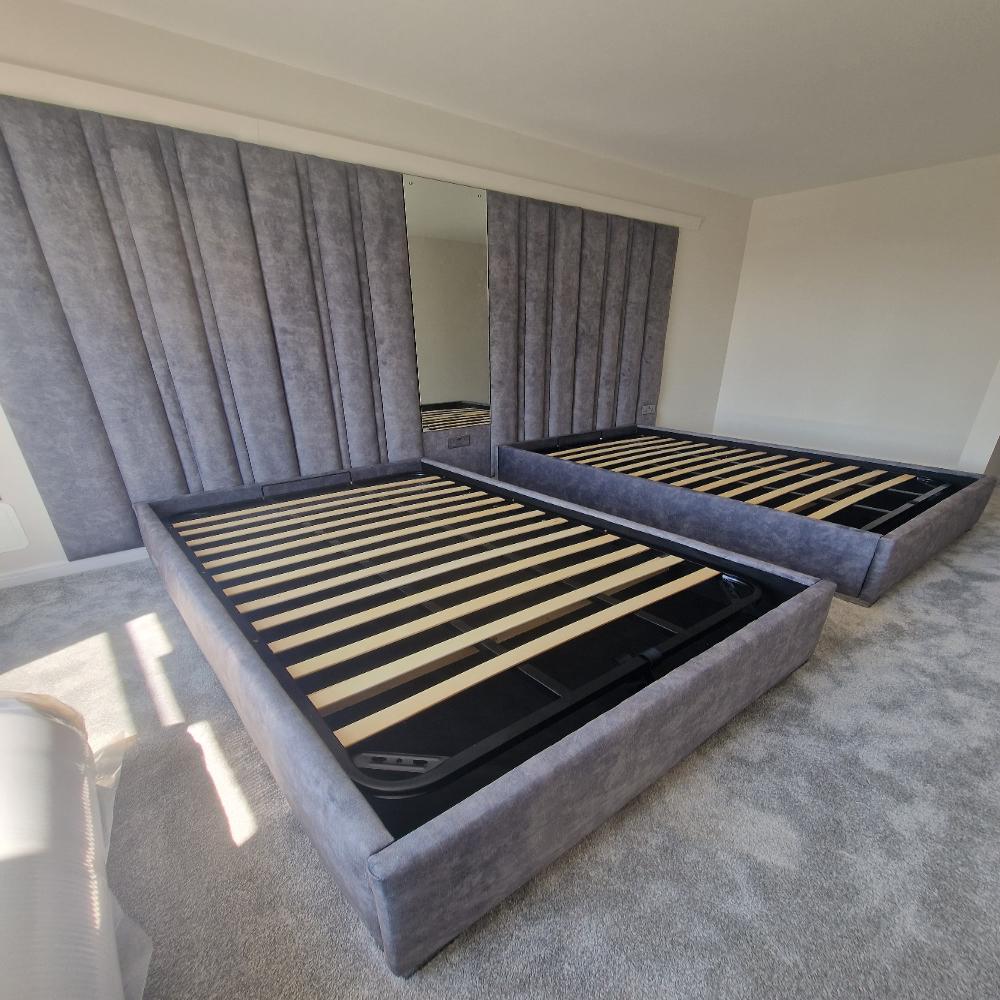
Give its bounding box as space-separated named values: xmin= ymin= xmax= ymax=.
xmin=1 ymin=492 xmax=998 ymax=999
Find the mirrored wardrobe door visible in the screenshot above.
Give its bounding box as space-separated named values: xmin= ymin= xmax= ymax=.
xmin=403 ymin=174 xmax=492 ymax=475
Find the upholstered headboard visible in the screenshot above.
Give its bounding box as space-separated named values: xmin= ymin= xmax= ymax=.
xmin=0 ymin=96 xmax=422 ymax=558
xmin=487 ymin=192 xmax=678 ymax=457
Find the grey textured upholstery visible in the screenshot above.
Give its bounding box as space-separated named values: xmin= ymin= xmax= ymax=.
xmin=486 ymin=193 xmax=678 ymax=463
xmin=368 ymin=577 xmax=834 ymax=975
xmin=858 ymin=475 xmax=994 ymax=603
xmin=421 ymin=423 xmax=492 ymax=476
xmin=498 ymin=429 xmax=995 ymax=603
xmin=141 ymin=463 xmax=833 ymax=976
xmin=136 ymin=504 xmax=395 ymax=940
xmin=0 ymin=95 xmax=421 ymax=558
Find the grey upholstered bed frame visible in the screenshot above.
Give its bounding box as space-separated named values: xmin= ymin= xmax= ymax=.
xmin=498 ymin=426 xmax=994 ymax=605
xmin=138 ymin=459 xmax=833 ymax=975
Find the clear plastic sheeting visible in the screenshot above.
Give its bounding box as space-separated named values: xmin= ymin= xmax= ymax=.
xmin=0 ymin=692 xmax=151 ymax=1000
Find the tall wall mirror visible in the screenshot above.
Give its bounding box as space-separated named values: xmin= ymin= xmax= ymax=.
xmin=403 ymin=174 xmax=490 ymax=436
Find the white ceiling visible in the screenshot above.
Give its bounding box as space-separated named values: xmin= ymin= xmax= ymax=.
xmin=71 ymin=0 xmax=1000 ymax=196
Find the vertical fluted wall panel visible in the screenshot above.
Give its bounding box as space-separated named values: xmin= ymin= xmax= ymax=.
xmin=488 ymin=193 xmax=679 ymax=459
xmin=0 ymin=96 xmax=421 ymax=559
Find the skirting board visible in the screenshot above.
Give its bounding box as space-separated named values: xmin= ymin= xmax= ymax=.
xmin=0 ymin=547 xmax=149 ymax=590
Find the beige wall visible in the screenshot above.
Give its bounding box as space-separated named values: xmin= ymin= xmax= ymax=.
xmin=409 ymin=236 xmax=490 ymax=406
xmin=716 ymin=154 xmax=1000 ymax=472
xmin=0 ymin=0 xmax=752 ymax=577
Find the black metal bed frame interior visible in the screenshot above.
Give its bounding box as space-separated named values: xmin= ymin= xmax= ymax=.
xmin=536 ymin=430 xmax=967 ymax=534
xmin=157 ymin=466 xmax=802 ymax=836
xmin=420 ymin=401 xmax=491 ymax=432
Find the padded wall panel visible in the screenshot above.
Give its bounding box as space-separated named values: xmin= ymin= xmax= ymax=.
xmin=0 ymin=96 xmax=421 ymax=558
xmin=487 ymin=191 xmax=678 ymax=462
xmin=240 ymin=143 xmax=344 ymax=476
xmin=83 ymin=114 xmax=205 ymax=494
xmin=0 ymin=98 xmax=188 ymax=505
xmin=0 ymin=133 xmax=140 ymax=558
xmin=173 ymin=131 xmax=299 ymax=484
xmin=307 ymin=157 xmax=385 ymax=469
xmin=356 ymin=169 xmax=424 ymax=464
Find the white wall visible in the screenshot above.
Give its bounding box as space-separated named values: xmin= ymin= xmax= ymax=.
xmin=0 ymin=0 xmax=752 ymax=577
xmin=716 ymin=154 xmax=1000 ymax=472
xmin=408 ymin=237 xmax=490 ymax=406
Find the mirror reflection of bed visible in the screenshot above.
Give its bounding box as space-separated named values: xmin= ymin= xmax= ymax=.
xmin=404 ymin=175 xmax=491 ymax=473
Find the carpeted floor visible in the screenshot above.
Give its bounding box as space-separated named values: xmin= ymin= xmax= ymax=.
xmin=1 ymin=492 xmax=998 ymax=999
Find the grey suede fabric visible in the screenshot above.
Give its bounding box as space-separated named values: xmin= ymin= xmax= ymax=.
xmin=486 ymin=193 xmax=679 ymax=459
xmin=499 ymin=431 xmax=994 ymax=602
xmin=860 ymin=474 xmax=995 ymax=603
xmin=240 ymin=142 xmax=344 ymax=476
xmin=0 ymin=129 xmax=140 ymax=557
xmin=0 ymin=97 xmax=188 ymax=504
xmin=368 ymin=579 xmax=835 ymax=975
xmin=499 ymin=445 xmax=880 ymax=595
xmin=136 ymin=504 xmax=395 ymax=940
xmin=140 ymin=469 xmax=830 ymax=978
xmin=0 ymin=95 xmax=421 ymax=556
xmin=421 ymin=423 xmax=492 ymax=476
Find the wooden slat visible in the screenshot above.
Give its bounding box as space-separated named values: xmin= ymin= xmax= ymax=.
xmin=185 ymin=483 xmax=467 ymax=546
xmin=287 ymin=543 xmax=654 ymax=679
xmin=328 ymin=565 xmax=717 ymax=736
xmin=745 ymin=465 xmax=860 ymax=506
xmin=219 ymin=507 xmax=545 ymax=590
xmin=579 ymin=440 xmax=715 ymax=467
xmin=807 ymin=474 xmax=915 ymax=520
xmin=267 ymin=533 xmax=616 ymax=650
xmin=423 ymin=407 xmax=486 ymax=418
xmin=634 ymin=450 xmax=761 ymax=481
xmin=422 ymin=413 xmax=491 ymax=426
xmin=238 ymin=519 xmax=577 ymax=615
xmin=423 ymin=408 xmax=488 ymax=418
xmin=714 ymin=460 xmax=832 ymax=498
xmin=775 ymin=469 xmax=886 ymax=513
xmin=667 ymin=453 xmax=790 ymax=487
xmin=592 ymin=442 xmax=733 ymax=471
xmin=177 ymin=479 xmax=444 ymax=538
xmin=195 ymin=487 xmax=481 ymax=559
xmin=173 ymin=475 xmax=437 ymax=529
xmin=423 ymin=418 xmax=491 ymax=429
xmin=202 ymin=495 xmax=509 ymax=569
xmin=625 ymin=446 xmax=751 ymax=478
xmin=550 ymin=435 xmax=661 ymax=459
xmin=691 ymin=457 xmax=810 ymax=493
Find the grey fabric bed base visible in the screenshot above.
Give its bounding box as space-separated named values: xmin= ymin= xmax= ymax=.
xmin=138 ymin=460 xmax=833 ymax=976
xmin=498 ymin=428 xmax=994 ymax=605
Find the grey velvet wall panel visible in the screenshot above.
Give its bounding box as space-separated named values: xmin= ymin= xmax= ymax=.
xmin=485 ymin=193 xmax=520 ymax=458
xmin=638 ymin=226 xmax=680 ymax=413
xmin=0 ymin=95 xmax=421 ymax=558
xmin=156 ymin=127 xmax=255 ymax=486
xmin=547 ymin=205 xmax=582 ymax=438
xmin=0 ymin=133 xmax=140 ymax=558
xmin=239 ymin=143 xmax=343 ymax=476
xmin=101 ymin=116 xmax=241 ymax=492
xmin=82 ymin=114 xmax=205 ymax=494
xmin=487 ymin=193 xmax=678 ymax=457
xmin=307 ymin=157 xmax=384 ymax=468
xmin=615 ymin=222 xmax=655 ymax=425
xmin=571 ymin=211 xmax=609 ymax=433
xmin=356 ymin=169 xmax=424 ymax=464
xmin=173 ymin=131 xmax=299 ymax=484
xmin=594 ymin=217 xmax=631 ymax=430
xmin=0 ymin=98 xmax=188 ymax=506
